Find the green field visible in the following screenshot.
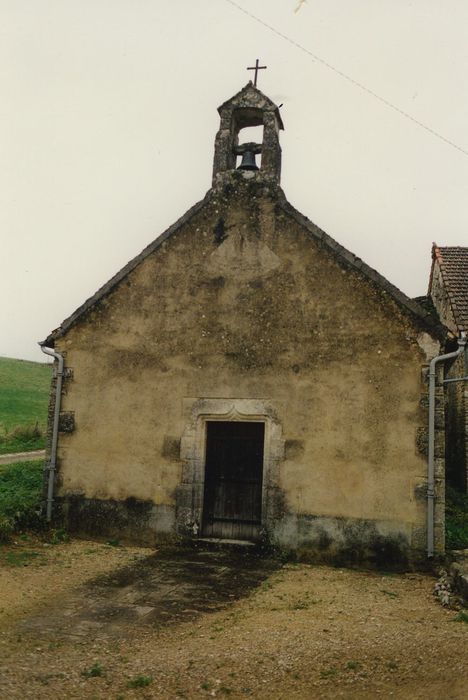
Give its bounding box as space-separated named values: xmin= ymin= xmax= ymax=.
xmin=0 ymin=357 xmax=52 ymax=454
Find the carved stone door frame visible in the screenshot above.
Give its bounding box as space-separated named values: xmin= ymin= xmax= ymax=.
xmin=176 ymin=398 xmax=284 ymax=539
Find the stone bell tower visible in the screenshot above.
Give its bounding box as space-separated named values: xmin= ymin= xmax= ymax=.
xmin=212 ymin=82 xmax=284 ymax=187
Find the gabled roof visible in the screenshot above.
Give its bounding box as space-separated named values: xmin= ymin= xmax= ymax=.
xmin=41 ymin=185 xmax=449 ymax=347
xmin=278 ymin=197 xmax=448 ymax=342
xmin=431 ymin=244 xmax=468 ymax=332
xmin=40 ymin=192 xmax=212 ymax=347
xmin=218 ymin=82 xmax=284 ymax=130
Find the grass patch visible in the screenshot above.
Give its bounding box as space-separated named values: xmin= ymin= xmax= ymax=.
xmin=288 ymin=591 xmax=320 ymax=610
xmin=454 ymin=610 xmax=468 ymax=624
xmin=320 ymin=668 xmax=338 ymax=679
xmin=81 ymin=662 xmax=104 ymax=678
xmin=1 ymin=550 xmax=44 ymax=566
xmin=346 ymin=661 xmax=361 ymax=671
xmin=0 ymin=356 xmax=51 ymax=454
xmin=127 ymin=675 xmax=153 ymax=688
xmin=49 ymin=528 xmax=70 ymax=544
xmin=0 ymin=459 xmax=44 ymax=541
xmin=446 ymin=486 xmax=468 ymax=550
xmin=381 ymin=589 xmax=399 ymax=598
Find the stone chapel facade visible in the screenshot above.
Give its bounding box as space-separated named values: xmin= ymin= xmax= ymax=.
xmin=42 ymin=83 xmax=450 ymax=565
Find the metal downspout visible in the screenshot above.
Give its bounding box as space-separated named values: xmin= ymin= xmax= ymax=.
xmin=427 ymin=336 xmax=466 ymax=557
xmin=39 ymin=344 xmax=64 ymax=522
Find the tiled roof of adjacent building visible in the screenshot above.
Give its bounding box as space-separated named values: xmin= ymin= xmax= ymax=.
xmin=432 ymin=245 xmax=468 ymax=331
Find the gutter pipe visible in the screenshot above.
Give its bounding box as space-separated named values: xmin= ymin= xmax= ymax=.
xmin=39 ymin=344 xmax=64 ymax=522
xmin=427 ymin=334 xmax=466 ymax=557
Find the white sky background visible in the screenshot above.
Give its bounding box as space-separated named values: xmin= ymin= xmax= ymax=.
xmin=1 ymin=0 xmax=468 ymax=362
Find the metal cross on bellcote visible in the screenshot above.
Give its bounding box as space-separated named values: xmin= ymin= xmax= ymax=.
xmin=247 ymin=58 xmax=267 ymax=87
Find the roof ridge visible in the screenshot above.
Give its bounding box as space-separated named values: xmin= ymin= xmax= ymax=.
xmin=217 ymin=82 xmax=284 ymax=129
xmin=278 ymin=199 xmax=448 ymax=340
xmin=41 ymin=191 xmax=212 ymax=346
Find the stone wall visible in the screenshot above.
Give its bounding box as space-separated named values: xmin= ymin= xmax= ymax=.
xmin=429 ymin=262 xmax=457 ymax=333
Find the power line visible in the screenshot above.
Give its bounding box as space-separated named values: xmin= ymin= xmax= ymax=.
xmin=225 ymin=0 xmax=468 ymax=158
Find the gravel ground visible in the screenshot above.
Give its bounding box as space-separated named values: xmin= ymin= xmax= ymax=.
xmin=0 ymin=538 xmax=467 ymax=699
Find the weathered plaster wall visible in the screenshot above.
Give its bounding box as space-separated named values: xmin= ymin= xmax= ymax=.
xmin=52 ymin=179 xmax=441 ymax=561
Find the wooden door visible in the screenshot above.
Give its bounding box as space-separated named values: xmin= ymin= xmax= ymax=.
xmin=202 ymin=421 xmax=265 ymax=541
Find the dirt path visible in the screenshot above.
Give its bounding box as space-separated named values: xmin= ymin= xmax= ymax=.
xmin=0 ymin=449 xmax=45 ymax=466
xmin=0 ymin=539 xmax=467 ymax=699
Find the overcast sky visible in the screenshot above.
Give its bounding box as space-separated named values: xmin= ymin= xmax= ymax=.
xmin=2 ymin=0 xmax=468 ymax=362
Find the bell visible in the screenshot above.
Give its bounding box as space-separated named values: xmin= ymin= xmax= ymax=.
xmin=237 ymin=150 xmax=258 ymax=171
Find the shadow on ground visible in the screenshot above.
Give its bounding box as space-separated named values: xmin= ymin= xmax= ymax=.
xmin=20 ymin=545 xmax=280 ymax=639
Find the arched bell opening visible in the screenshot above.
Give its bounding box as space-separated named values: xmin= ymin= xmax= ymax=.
xmin=232 ymin=110 xmax=264 ymax=172
xmin=235 ymin=125 xmax=264 ymax=170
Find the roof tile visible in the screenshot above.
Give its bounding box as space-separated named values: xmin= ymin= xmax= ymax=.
xmin=435 ymin=246 xmax=468 ymax=331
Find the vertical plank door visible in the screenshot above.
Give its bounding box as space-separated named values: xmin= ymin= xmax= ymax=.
xmin=202 ymin=421 xmax=265 ymax=540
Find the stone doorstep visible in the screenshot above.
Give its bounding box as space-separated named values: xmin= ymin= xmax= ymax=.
xmin=197 ymin=537 xmax=257 ymax=547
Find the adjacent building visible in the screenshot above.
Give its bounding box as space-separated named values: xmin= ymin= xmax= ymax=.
xmin=429 ymin=244 xmax=468 ymax=492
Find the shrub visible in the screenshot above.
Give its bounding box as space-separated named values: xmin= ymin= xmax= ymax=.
xmin=0 ymin=460 xmax=44 ymax=541
xmin=10 ymin=423 xmax=42 ymax=440
xmin=0 ymin=515 xmax=14 ymax=542
xmin=446 ymin=486 xmax=468 ymax=550
xmin=0 ymin=423 xmax=45 ymax=455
